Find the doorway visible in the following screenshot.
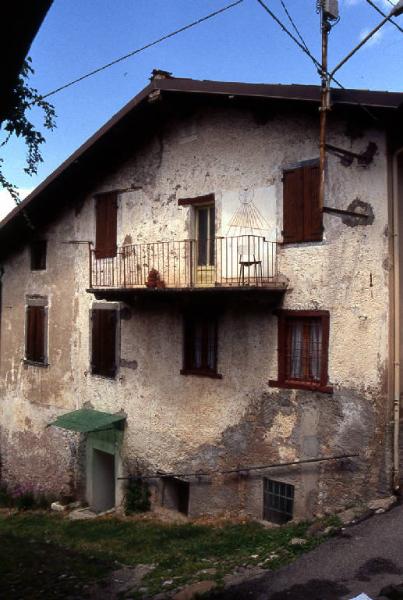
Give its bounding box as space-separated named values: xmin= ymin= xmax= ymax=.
xmin=92 ymin=449 xmax=115 ymax=513
xmin=195 ymin=204 xmax=215 ymax=285
xmin=86 ymin=428 xmax=123 ymax=513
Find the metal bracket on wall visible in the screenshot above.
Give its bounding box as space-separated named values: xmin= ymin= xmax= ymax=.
xmin=326 ymin=142 xmax=377 ymax=167
xmin=323 ymin=206 xmax=370 ymax=219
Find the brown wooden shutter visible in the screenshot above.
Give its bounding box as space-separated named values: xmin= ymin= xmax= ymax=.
xmin=283 ymin=168 xmax=304 ymax=243
xmin=303 ymin=164 xmax=322 ymax=241
xmin=91 ymin=309 xmax=117 ymax=377
xmin=26 ymin=306 xmax=45 ymax=363
xmin=95 ymin=193 xmax=118 ymax=259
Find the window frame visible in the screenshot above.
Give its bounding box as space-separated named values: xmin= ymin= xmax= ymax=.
xmin=269 ymin=309 xmax=332 ymax=394
xmin=24 ymin=297 xmax=48 ymax=367
xmin=30 ymin=240 xmax=47 ymax=271
xmin=180 ymin=312 xmax=221 ymax=379
xmin=282 ymin=160 xmax=323 ymax=244
xmin=90 ymin=303 xmax=120 ymax=379
xmin=263 ymin=478 xmax=294 ymax=524
xmin=94 ymin=191 xmax=118 ymax=259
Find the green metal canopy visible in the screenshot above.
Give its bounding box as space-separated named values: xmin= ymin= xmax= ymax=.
xmin=50 ymin=408 xmax=125 ymax=433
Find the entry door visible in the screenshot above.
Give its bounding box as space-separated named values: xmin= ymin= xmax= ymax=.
xmin=92 ymin=449 xmax=116 ymax=513
xmin=195 ymin=204 xmax=215 ymax=285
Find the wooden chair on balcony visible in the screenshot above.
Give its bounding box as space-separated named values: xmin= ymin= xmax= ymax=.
xmin=238 ymin=254 xmax=263 ymax=286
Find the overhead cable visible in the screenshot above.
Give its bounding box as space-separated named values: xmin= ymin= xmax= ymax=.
xmin=256 ymin=0 xmax=379 ymax=122
xmin=279 ymin=0 xmax=311 ymax=54
xmin=364 ymin=0 xmax=403 ymax=34
xmin=255 ymin=0 xmax=321 ymax=71
xmin=38 ymin=0 xmax=245 ymax=101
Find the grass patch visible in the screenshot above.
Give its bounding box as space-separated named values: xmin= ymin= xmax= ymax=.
xmin=0 ymin=511 xmax=338 ymax=598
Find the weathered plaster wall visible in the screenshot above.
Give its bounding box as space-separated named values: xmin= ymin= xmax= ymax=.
xmin=0 ymin=215 xmax=80 ymax=496
xmin=0 ymin=103 xmax=391 ymax=518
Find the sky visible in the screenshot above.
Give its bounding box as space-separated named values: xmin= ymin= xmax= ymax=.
xmin=0 ymin=0 xmax=401 ymax=219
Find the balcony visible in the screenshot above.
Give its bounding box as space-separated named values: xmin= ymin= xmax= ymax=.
xmin=88 ymin=235 xmax=287 ymax=303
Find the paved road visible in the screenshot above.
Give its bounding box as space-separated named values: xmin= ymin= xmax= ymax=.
xmin=211 ymin=503 xmax=403 ymax=600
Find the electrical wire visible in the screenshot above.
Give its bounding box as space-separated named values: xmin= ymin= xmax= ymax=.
xmin=38 ymin=0 xmax=245 ymax=102
xmin=364 ymin=0 xmax=403 ymax=34
xmin=279 ymin=0 xmax=311 ymax=54
xmin=256 ymin=0 xmax=321 ymax=71
xmin=256 ymin=0 xmax=379 ymax=122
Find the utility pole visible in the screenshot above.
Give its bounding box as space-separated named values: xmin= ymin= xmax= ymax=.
xmin=318 ymin=0 xmax=339 ymax=211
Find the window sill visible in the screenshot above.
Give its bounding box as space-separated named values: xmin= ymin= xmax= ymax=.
xmin=280 ymin=239 xmax=324 ymax=246
xmin=91 ymin=371 xmax=117 ymax=380
xmin=268 ymin=379 xmax=333 ymax=394
xmin=180 ymin=369 xmax=222 ymax=379
xmin=23 ymin=359 xmax=49 ymax=368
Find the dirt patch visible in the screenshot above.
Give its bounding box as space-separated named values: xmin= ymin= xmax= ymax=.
xmin=356 ymin=557 xmax=402 ymax=582
xmin=0 ymin=532 xmax=115 ymax=600
xmin=269 ymin=579 xmax=350 ymax=600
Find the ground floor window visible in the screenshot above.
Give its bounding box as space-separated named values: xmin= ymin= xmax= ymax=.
xmin=91 ymin=305 xmax=119 ymax=378
xmin=181 ymin=312 xmax=221 ymax=378
xmin=270 ymin=309 xmax=332 ymax=393
xmin=263 ymin=478 xmax=294 ymax=524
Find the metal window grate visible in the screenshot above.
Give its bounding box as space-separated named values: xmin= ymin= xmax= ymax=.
xmin=263 ymin=478 xmax=294 ymax=524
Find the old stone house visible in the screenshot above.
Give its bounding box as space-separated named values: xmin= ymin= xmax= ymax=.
xmin=0 ymin=73 xmax=402 ymax=522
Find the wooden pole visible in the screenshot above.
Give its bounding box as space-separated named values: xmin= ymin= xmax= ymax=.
xmin=319 ymin=12 xmax=330 ymax=212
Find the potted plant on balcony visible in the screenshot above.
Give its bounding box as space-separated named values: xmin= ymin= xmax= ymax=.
xmin=145 ymin=268 xmax=166 ymax=289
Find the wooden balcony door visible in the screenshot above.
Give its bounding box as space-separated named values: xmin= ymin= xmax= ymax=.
xmin=195 ymin=204 xmax=215 ymax=285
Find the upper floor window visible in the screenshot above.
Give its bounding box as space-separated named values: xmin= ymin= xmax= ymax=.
xmin=25 ymin=298 xmax=48 ymax=365
xmin=91 ymin=305 xmax=119 ymax=378
xmin=95 ymin=192 xmax=118 ymax=259
xmin=283 ymin=162 xmax=322 ymax=243
xmin=196 ymin=204 xmax=215 ymax=268
xmin=270 ymin=310 xmax=332 ymax=393
xmin=30 ymin=240 xmax=47 ymax=270
xmin=181 ymin=312 xmax=221 ymax=378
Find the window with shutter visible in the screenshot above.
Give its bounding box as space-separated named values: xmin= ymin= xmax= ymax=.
xmin=95 ymin=192 xmax=118 ymax=259
xmin=25 ymin=303 xmax=47 ymax=365
xmin=91 ymin=307 xmax=118 ymax=378
xmin=181 ymin=312 xmax=221 ymax=378
xmin=283 ymin=163 xmax=322 ymax=243
xmin=269 ymin=310 xmax=332 ymax=393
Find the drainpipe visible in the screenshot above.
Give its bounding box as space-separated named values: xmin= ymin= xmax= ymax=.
xmin=392 ymin=147 xmax=403 ymax=491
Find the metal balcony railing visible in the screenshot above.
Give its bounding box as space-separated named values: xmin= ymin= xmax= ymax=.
xmin=89 ymin=235 xmax=282 ymax=290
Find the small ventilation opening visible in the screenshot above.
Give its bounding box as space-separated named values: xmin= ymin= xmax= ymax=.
xmin=162 ymin=477 xmax=190 ymax=515
xmin=30 ymin=240 xmax=47 ymax=271
xmin=263 ymin=478 xmax=294 ymax=524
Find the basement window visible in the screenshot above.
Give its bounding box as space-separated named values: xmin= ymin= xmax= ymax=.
xmin=263 ymin=478 xmax=294 ymax=524
xmin=30 ymin=240 xmax=47 ymax=271
xmin=162 ymin=477 xmax=190 ymax=515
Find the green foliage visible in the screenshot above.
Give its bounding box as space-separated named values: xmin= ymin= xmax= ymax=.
xmin=0 ymin=483 xmax=13 ymax=507
xmin=124 ymin=477 xmax=151 ymax=514
xmin=13 ymin=490 xmax=35 ymax=511
xmin=0 ymin=481 xmax=53 ymax=510
xmin=0 ymin=57 xmax=56 ymax=206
